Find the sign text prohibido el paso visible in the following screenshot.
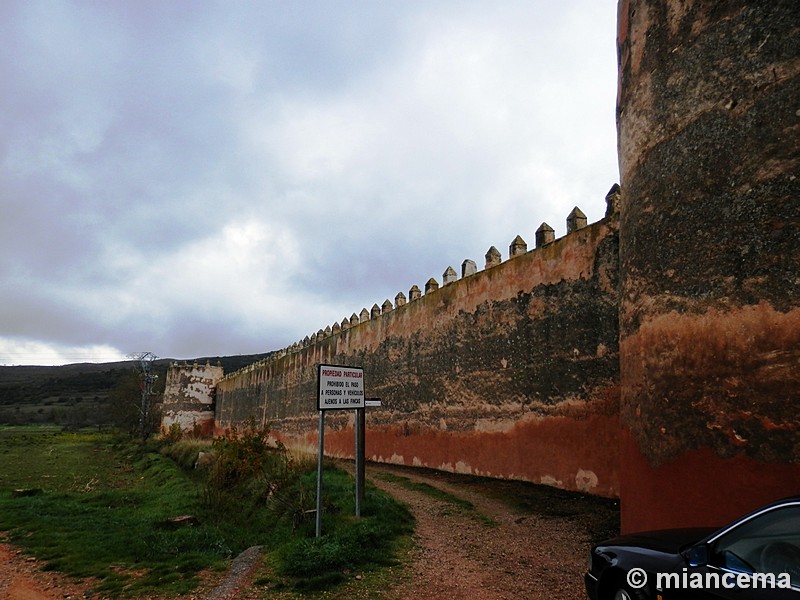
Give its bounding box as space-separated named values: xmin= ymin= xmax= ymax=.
xmin=318 ymin=365 xmax=365 ymax=410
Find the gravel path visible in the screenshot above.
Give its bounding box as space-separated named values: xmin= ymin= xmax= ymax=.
xmin=367 ymin=463 xmax=595 ymax=600
xmin=204 ymin=546 xmax=263 ymax=600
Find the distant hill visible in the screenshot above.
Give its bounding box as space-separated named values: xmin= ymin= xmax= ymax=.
xmin=0 ymin=353 xmax=272 ymax=427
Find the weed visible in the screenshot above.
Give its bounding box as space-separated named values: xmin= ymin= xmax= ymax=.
xmin=162 ymin=422 xmax=183 ymax=444
xmin=375 ymin=472 xmax=497 ymax=527
xmin=158 ymin=438 xmax=211 ymax=471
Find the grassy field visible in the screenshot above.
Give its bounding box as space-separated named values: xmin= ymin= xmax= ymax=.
xmin=0 ymin=426 xmax=413 ymax=597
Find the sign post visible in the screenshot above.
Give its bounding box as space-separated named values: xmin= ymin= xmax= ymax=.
xmin=316 ymin=365 xmax=365 ymax=537
xmin=355 ymin=407 xmax=365 ymax=517
xmin=355 ymin=398 xmax=381 ymax=515
xmin=315 ymin=410 xmax=324 ymax=538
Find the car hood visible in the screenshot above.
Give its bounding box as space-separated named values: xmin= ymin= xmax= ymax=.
xmin=597 ymin=527 xmax=716 ymax=555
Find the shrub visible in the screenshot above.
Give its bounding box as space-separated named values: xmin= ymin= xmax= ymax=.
xmin=163 ymin=423 xmax=183 ymax=444
xmin=203 ymin=420 xmax=290 ymax=512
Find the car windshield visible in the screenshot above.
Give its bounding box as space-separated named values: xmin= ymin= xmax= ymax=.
xmin=711 ymin=504 xmax=800 ymax=587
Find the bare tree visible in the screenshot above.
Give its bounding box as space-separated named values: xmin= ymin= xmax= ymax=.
xmin=127 ymin=352 xmax=159 ymax=439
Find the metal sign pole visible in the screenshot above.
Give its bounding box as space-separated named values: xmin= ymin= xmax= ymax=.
xmin=355 ymin=407 xmax=365 ymax=517
xmin=315 ymin=410 xmax=325 ymax=538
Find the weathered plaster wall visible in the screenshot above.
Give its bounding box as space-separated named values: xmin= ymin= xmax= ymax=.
xmin=617 ymin=0 xmax=800 ymax=531
xmin=217 ymin=204 xmax=621 ymax=496
xmin=161 ymin=362 xmax=224 ymax=436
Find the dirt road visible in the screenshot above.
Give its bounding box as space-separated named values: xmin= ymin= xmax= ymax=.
xmin=366 ymin=463 xmax=615 ymax=600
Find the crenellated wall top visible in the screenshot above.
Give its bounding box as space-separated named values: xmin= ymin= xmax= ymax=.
xmin=219 ymin=185 xmax=619 ymax=383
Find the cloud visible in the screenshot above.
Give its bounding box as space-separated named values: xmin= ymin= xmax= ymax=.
xmin=0 ymin=337 xmax=127 ymax=367
xmin=0 ymin=0 xmax=619 ymax=365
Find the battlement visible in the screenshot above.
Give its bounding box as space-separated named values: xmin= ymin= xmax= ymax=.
xmin=213 ymin=183 xmax=621 ymax=494
xmin=220 ymin=184 xmax=620 ymax=385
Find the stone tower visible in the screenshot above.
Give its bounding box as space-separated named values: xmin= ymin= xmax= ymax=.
xmin=617 ymin=1 xmax=799 ymax=531
xmin=160 ymin=361 xmax=224 ymax=436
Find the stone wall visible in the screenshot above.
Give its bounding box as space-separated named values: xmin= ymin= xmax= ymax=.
xmin=216 ymin=193 xmax=621 ymax=496
xmin=161 ymin=361 xmax=224 ymax=436
xmin=616 ymin=0 xmax=800 ymax=531
xmin=166 ymin=2 xmax=800 ymax=529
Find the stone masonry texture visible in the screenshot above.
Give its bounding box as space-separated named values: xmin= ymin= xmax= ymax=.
xmin=617 ymin=0 xmax=800 ymax=531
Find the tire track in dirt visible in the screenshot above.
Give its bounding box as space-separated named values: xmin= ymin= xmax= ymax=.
xmin=367 ymin=463 xmax=597 ymax=600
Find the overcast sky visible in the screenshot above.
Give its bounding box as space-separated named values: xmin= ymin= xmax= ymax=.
xmin=1 ymin=0 xmax=619 ymax=366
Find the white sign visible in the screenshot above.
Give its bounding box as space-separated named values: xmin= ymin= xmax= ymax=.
xmin=318 ymin=365 xmax=365 ymax=410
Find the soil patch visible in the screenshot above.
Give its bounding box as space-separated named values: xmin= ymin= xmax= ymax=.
xmin=366 ymin=463 xmax=617 ymax=599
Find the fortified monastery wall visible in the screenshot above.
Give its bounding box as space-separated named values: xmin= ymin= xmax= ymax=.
xmin=214 ymin=190 xmax=621 ymax=497
xmin=163 ymin=2 xmax=800 ymax=532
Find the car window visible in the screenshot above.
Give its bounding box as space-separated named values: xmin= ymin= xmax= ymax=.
xmin=712 ymin=504 xmax=800 ymax=587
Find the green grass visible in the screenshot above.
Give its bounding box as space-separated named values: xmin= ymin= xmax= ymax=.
xmin=0 ymin=429 xmax=230 ymax=595
xmin=257 ymin=465 xmax=414 ymax=592
xmin=374 ymin=471 xmax=497 ymax=527
xmin=0 ymin=427 xmax=414 ymax=597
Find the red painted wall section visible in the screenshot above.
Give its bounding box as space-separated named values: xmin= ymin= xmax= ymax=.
xmin=620 ymin=429 xmax=800 ymax=533
xmin=308 ymin=393 xmax=619 ymax=497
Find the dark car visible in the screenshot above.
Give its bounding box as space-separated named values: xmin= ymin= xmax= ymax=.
xmin=586 ymin=497 xmax=800 ymax=599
